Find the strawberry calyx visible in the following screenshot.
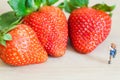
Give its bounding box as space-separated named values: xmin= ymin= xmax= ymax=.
xmin=0 ymin=11 xmax=21 ymax=46
xmin=92 ymin=4 xmax=115 ymax=17
xmin=41 ymin=0 xmax=58 ymax=6
xmin=8 ymin=0 xmax=42 ymax=17
xmin=59 ymin=0 xmax=115 ymax=15
xmin=8 ymin=0 xmax=59 ymax=17
xmin=58 ymin=0 xmax=89 ymax=13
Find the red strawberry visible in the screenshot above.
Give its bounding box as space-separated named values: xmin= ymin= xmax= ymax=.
xmin=68 ymin=7 xmax=111 ymax=53
xmin=23 ymin=6 xmax=68 ymax=57
xmin=63 ymin=0 xmax=115 ymax=54
xmin=8 ymin=0 xmax=68 ymax=57
xmin=0 ymin=24 xmax=48 ymax=66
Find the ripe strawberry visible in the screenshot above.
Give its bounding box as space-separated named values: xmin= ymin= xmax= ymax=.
xmin=8 ymin=0 xmax=68 ymax=57
xmin=23 ymin=6 xmax=68 ymax=57
xmin=63 ymin=0 xmax=115 ymax=54
xmin=68 ymin=7 xmax=111 ymax=53
xmin=0 ymin=24 xmax=48 ymax=66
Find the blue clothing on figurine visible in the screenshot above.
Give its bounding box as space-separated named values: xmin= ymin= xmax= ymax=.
xmin=110 ymin=48 xmax=116 ymax=58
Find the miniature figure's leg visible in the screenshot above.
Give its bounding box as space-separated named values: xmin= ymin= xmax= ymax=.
xmin=113 ymin=53 xmax=115 ymax=58
xmin=113 ymin=52 xmax=116 ymax=58
xmin=108 ymin=56 xmax=112 ymax=64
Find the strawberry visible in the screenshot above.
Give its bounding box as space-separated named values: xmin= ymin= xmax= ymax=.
xmin=23 ymin=6 xmax=68 ymax=57
xmin=68 ymin=7 xmax=111 ymax=53
xmin=62 ymin=0 xmax=115 ymax=54
xmin=0 ymin=12 xmax=48 ymax=66
xmin=8 ymin=0 xmax=68 ymax=57
xmin=0 ymin=24 xmax=48 ymax=66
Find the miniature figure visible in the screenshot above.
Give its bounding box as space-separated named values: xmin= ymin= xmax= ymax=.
xmin=108 ymin=43 xmax=117 ymax=64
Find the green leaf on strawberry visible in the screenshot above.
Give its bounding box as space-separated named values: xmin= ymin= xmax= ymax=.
xmin=58 ymin=2 xmax=64 ymax=9
xmin=41 ymin=0 xmax=58 ymax=6
xmin=92 ymin=4 xmax=115 ymax=12
xmin=8 ymin=0 xmax=59 ymax=17
xmin=26 ymin=0 xmax=41 ymax=13
xmin=3 ymin=33 xmax=12 ymax=40
xmin=0 ymin=11 xmax=21 ymax=46
xmin=58 ymin=0 xmax=89 ymax=13
xmin=8 ymin=0 xmax=42 ymax=16
xmin=58 ymin=0 xmax=77 ymax=13
xmin=64 ymin=0 xmax=77 ymax=13
xmin=70 ymin=0 xmax=89 ymax=7
xmin=92 ymin=4 xmax=115 ymax=17
xmin=0 ymin=11 xmax=19 ymax=29
xmin=0 ymin=39 xmax=6 ymax=47
xmin=47 ymin=0 xmax=58 ymax=5
xmin=8 ymin=0 xmax=27 ymax=17
xmin=62 ymin=0 xmax=115 ymax=15
xmin=0 ymin=33 xmax=12 ymax=46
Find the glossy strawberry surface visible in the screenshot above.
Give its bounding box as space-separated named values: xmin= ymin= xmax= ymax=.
xmin=68 ymin=7 xmax=111 ymax=54
xmin=23 ymin=6 xmax=68 ymax=57
xmin=0 ymin=24 xmax=48 ymax=66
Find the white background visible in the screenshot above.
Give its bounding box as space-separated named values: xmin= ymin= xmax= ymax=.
xmin=0 ymin=0 xmax=120 ymax=80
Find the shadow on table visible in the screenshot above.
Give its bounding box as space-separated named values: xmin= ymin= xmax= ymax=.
xmin=84 ymin=54 xmax=107 ymax=64
xmin=67 ymin=41 xmax=107 ymax=64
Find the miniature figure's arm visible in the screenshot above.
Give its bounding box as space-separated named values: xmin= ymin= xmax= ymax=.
xmin=109 ymin=47 xmax=113 ymax=51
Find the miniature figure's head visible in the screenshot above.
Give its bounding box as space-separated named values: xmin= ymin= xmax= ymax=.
xmin=111 ymin=43 xmax=116 ymax=49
